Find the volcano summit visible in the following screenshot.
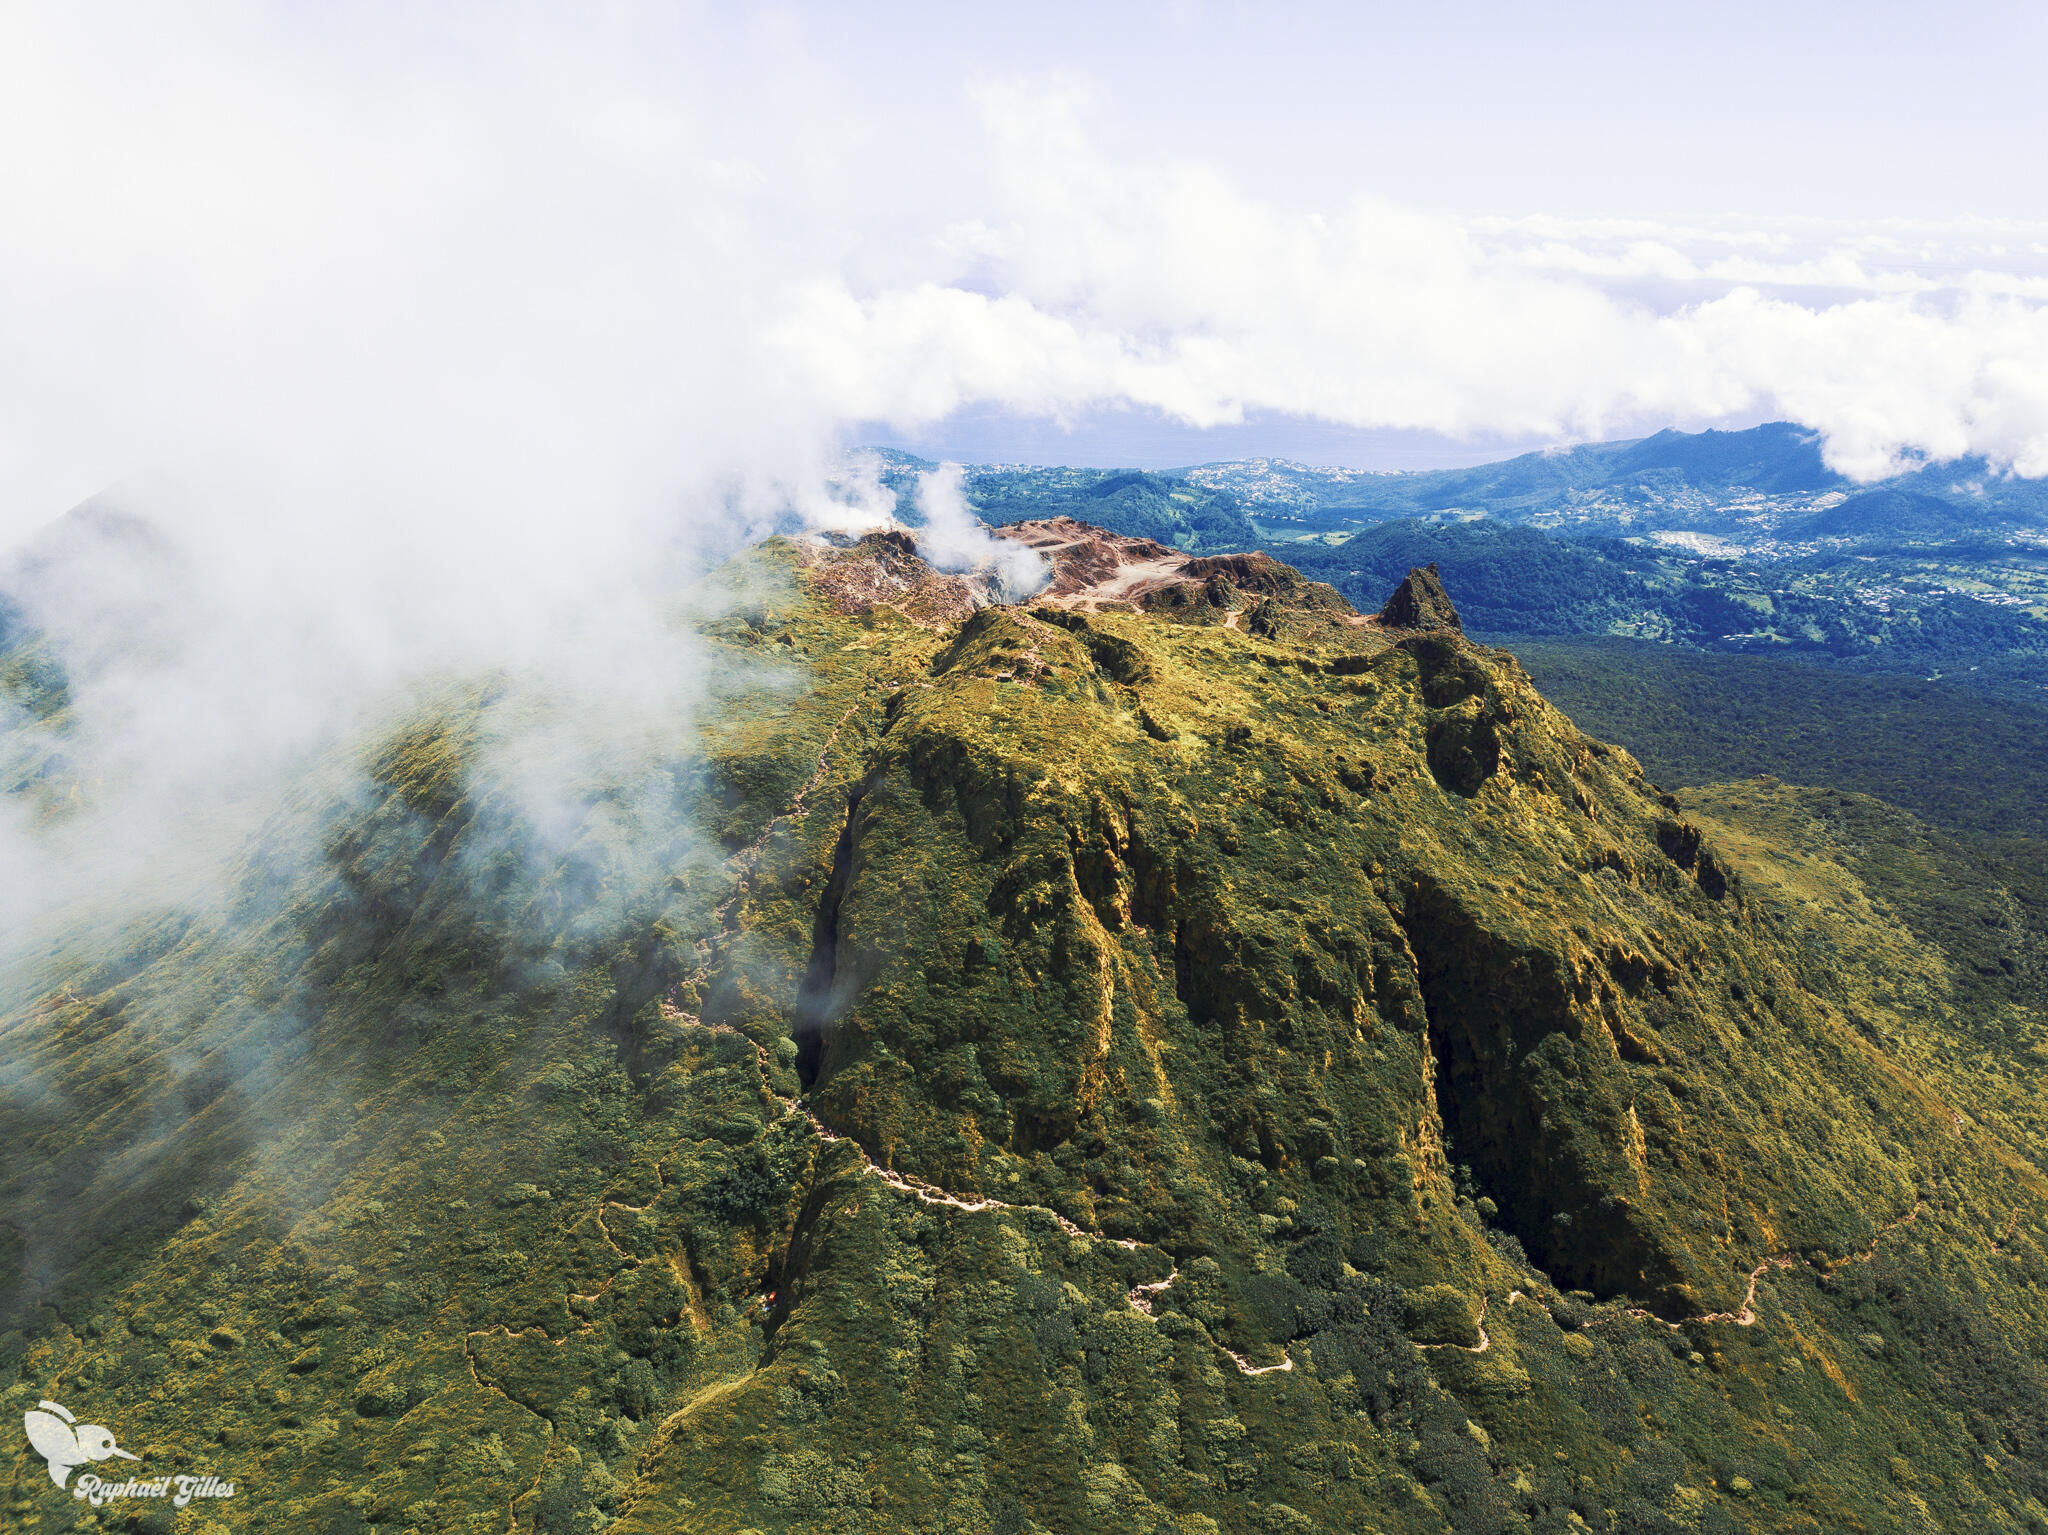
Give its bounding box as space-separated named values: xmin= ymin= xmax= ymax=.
xmin=2 ymin=525 xmax=2044 ymax=1533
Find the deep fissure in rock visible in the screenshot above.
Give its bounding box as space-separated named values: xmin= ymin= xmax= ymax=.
xmin=794 ymin=790 xmax=862 ymax=1089
xmin=1422 ymin=1001 xmax=1556 ymax=1270
xmin=1405 ymin=884 xmax=1674 ymax=1307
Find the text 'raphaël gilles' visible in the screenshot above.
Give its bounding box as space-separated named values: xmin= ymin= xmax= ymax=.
xmin=72 ymin=1471 xmax=237 ymax=1508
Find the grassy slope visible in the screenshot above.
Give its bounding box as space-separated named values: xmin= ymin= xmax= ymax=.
xmin=2 ymin=544 xmax=2046 ymax=1534
xmin=1685 ymin=782 xmax=2047 ymax=1175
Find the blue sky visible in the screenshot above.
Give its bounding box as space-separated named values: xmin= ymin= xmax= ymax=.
xmin=788 ymin=0 xmax=2048 ymax=222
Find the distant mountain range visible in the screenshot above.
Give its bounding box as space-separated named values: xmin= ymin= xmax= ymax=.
xmin=1182 ymin=423 xmax=2048 ymax=546
xmin=1187 ymin=423 xmax=1842 ymax=532
xmin=858 ymin=425 xmax=2048 ymax=694
xmin=859 ymin=449 xmax=1259 ymax=551
xmin=864 ymin=422 xmax=2048 ymax=549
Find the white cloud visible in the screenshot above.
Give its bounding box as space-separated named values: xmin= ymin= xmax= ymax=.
xmin=775 ymin=88 xmax=2048 ymax=481
xmin=0 ymin=3 xmax=876 ymax=966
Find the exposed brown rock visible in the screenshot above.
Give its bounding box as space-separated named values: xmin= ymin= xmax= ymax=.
xmin=1180 ymin=551 xmax=1316 ymax=597
xmin=992 ymin=518 xmax=1356 ymax=623
xmin=806 ymin=514 xmax=1367 ymax=631
xmin=800 ymin=530 xmax=984 ymax=626
xmin=1378 ymin=562 xmax=1462 ymax=632
xmin=991 ymin=517 xmax=1191 ymax=611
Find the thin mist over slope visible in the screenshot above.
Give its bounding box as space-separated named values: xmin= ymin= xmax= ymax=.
xmin=0 ymin=6 xmax=867 ymax=993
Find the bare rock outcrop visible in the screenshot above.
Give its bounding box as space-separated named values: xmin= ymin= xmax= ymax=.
xmin=1378 ymin=562 xmax=1462 ymax=632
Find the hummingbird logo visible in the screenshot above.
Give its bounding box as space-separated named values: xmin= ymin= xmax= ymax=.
xmin=22 ymin=1400 xmax=139 ymax=1488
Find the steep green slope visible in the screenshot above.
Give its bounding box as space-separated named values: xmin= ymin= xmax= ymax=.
xmin=4 ymin=534 xmax=2047 ymax=1534
xmin=1683 ymin=781 xmax=2047 ymax=1175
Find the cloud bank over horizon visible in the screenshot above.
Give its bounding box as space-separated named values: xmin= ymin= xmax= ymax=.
xmin=780 ymin=86 xmax=2048 ymax=484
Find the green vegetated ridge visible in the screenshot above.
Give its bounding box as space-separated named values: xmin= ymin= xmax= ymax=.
xmin=3 ymin=535 xmax=2047 ymax=1534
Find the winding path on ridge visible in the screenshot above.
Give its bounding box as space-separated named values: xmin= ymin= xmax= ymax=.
xmin=1416 ymin=1295 xmax=1492 ymax=1355
xmin=662 ymin=1004 xmax=1297 ymax=1376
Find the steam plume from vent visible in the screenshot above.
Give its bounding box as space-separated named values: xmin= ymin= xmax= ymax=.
xmin=911 ymin=464 xmax=1049 ymax=601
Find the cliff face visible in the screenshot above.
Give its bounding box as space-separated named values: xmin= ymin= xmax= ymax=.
xmin=3 ymin=528 xmax=2046 ymax=1535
